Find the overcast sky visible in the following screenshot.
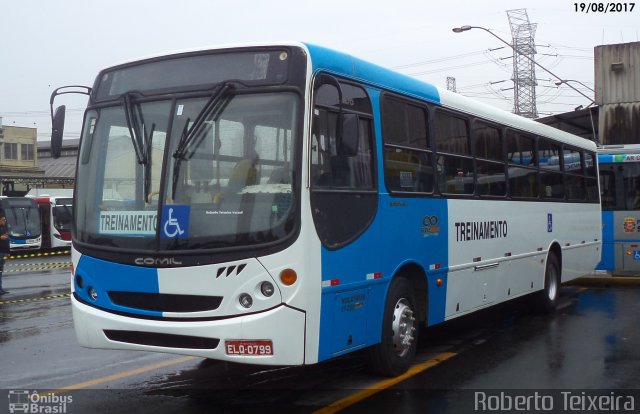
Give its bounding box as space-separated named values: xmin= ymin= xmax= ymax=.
xmin=1 ymin=0 xmax=638 ymax=140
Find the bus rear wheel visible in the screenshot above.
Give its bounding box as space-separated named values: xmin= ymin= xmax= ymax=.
xmin=535 ymin=254 xmax=560 ymax=313
xmin=367 ymin=277 xmax=418 ymax=376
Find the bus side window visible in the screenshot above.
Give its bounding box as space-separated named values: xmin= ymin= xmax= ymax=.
xmin=381 ymin=95 xmax=433 ymax=194
xmin=311 ymin=110 xmax=374 ymax=190
xmin=507 ymin=130 xmax=538 ymax=199
xmin=434 ymin=110 xmax=473 ymax=195
xmin=619 ymin=163 xmax=640 ymax=210
xmin=473 ymin=120 xmax=505 ymax=197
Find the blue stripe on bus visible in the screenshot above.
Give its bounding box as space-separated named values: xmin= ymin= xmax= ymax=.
xmin=75 ymin=255 xmax=162 ymax=317
xmin=317 ymin=197 xmax=449 ymax=361
xmin=596 ymin=211 xmax=615 ymax=271
xmin=304 ymin=43 xmax=441 ymax=105
xmin=597 ymin=154 xmax=615 ymax=163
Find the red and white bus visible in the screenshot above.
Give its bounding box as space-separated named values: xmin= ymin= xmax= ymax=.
xmin=35 ymin=194 xmax=73 ymax=250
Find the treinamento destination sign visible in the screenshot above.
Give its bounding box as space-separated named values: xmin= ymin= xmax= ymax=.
xmin=454 ymin=220 xmax=508 ymax=242
xmin=99 ymin=211 xmax=157 ymax=235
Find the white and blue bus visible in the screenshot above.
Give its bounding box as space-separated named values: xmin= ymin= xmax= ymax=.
xmin=50 ymin=42 xmax=601 ymax=376
xmin=596 ymin=144 xmax=640 ymax=274
xmin=0 ymin=196 xmax=42 ymax=251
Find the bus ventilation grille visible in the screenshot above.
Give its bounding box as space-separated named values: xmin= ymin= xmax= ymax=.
xmin=104 ymin=330 xmax=219 ymax=349
xmin=107 ymin=291 xmax=222 ymax=313
xmin=216 ymin=263 xmax=247 ymax=278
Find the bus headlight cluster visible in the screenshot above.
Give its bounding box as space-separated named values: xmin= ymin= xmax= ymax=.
xmin=238 ymin=281 xmax=278 ymax=309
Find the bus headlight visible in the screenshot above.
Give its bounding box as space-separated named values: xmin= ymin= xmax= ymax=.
xmin=260 ymin=281 xmax=275 ymax=297
xmin=239 ymin=293 xmax=253 ymax=309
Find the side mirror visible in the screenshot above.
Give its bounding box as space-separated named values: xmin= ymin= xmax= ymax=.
xmin=339 ymin=113 xmax=359 ymax=157
xmin=51 ymin=105 xmax=66 ymax=159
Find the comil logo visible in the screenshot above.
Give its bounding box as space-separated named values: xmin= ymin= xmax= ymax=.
xmin=8 ymin=390 xmax=73 ymax=413
xmin=134 ymin=257 xmax=183 ymax=266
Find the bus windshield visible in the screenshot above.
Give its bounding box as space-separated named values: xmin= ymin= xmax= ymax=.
xmin=52 ymin=198 xmax=73 ymax=232
xmin=1 ymin=199 xmax=41 ymax=239
xmin=600 ymin=161 xmax=640 ymax=211
xmin=76 ymin=87 xmax=299 ymax=253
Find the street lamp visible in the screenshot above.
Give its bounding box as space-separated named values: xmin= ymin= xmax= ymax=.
xmin=452 ymin=25 xmax=596 ymax=106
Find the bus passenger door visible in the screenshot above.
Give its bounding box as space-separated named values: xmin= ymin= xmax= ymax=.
xmin=311 ymin=77 xmax=380 ymax=358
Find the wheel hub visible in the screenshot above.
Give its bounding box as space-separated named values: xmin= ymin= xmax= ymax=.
xmin=391 ymin=298 xmax=416 ymax=357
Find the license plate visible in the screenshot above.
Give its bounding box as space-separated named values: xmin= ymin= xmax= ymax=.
xmin=225 ymin=340 xmax=273 ymax=356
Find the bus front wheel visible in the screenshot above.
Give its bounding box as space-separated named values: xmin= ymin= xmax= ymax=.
xmin=367 ymin=277 xmax=418 ymax=376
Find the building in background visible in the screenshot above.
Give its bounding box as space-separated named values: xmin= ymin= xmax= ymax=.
xmin=595 ymin=41 xmax=640 ymax=145
xmin=0 ymin=117 xmax=45 ymax=196
xmin=538 ymin=41 xmax=640 ymax=147
xmin=36 ymin=138 xmax=78 ymax=189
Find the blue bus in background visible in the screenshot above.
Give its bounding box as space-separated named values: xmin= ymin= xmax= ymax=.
xmin=597 ymin=144 xmax=640 ymax=274
xmin=0 ymin=196 xmax=42 ymax=251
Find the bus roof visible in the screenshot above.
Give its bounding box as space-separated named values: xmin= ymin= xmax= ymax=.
xmin=598 ymin=144 xmax=640 ymax=154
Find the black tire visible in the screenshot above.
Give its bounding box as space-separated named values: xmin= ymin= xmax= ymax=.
xmin=535 ymin=254 xmax=560 ymax=313
xmin=366 ymin=277 xmax=418 ymax=376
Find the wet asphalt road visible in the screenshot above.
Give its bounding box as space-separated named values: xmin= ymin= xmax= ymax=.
xmin=1 ymin=254 xmax=639 ymax=414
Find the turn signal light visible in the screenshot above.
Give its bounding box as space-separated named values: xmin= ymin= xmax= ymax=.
xmin=280 ymin=268 xmax=298 ymax=286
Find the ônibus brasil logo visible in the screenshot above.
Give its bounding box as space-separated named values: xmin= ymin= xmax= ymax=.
xmin=8 ymin=390 xmax=73 ymax=413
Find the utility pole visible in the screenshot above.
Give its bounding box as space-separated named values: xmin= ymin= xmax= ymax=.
xmin=507 ymin=9 xmax=538 ymax=118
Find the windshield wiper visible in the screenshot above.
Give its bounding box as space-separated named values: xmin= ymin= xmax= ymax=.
xmin=122 ymin=92 xmax=146 ymax=165
xmin=143 ymin=123 xmax=156 ymax=203
xmin=171 ymin=82 xmax=235 ymax=199
xmin=122 ymin=92 xmax=156 ymax=202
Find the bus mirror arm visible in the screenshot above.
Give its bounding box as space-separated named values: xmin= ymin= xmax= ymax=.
xmin=49 ymin=85 xmax=92 ymax=159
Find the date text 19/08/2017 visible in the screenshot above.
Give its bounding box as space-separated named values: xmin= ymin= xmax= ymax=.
xmin=574 ymin=3 xmax=635 ymax=13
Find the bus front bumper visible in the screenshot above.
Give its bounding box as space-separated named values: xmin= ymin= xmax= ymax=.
xmin=71 ymin=295 xmax=306 ymax=365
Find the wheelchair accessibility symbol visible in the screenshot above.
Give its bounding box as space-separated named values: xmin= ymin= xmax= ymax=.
xmin=161 ymin=205 xmax=190 ymax=239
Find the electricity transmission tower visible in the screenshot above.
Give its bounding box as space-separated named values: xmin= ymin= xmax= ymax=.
xmin=507 ymin=9 xmax=538 ymax=118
